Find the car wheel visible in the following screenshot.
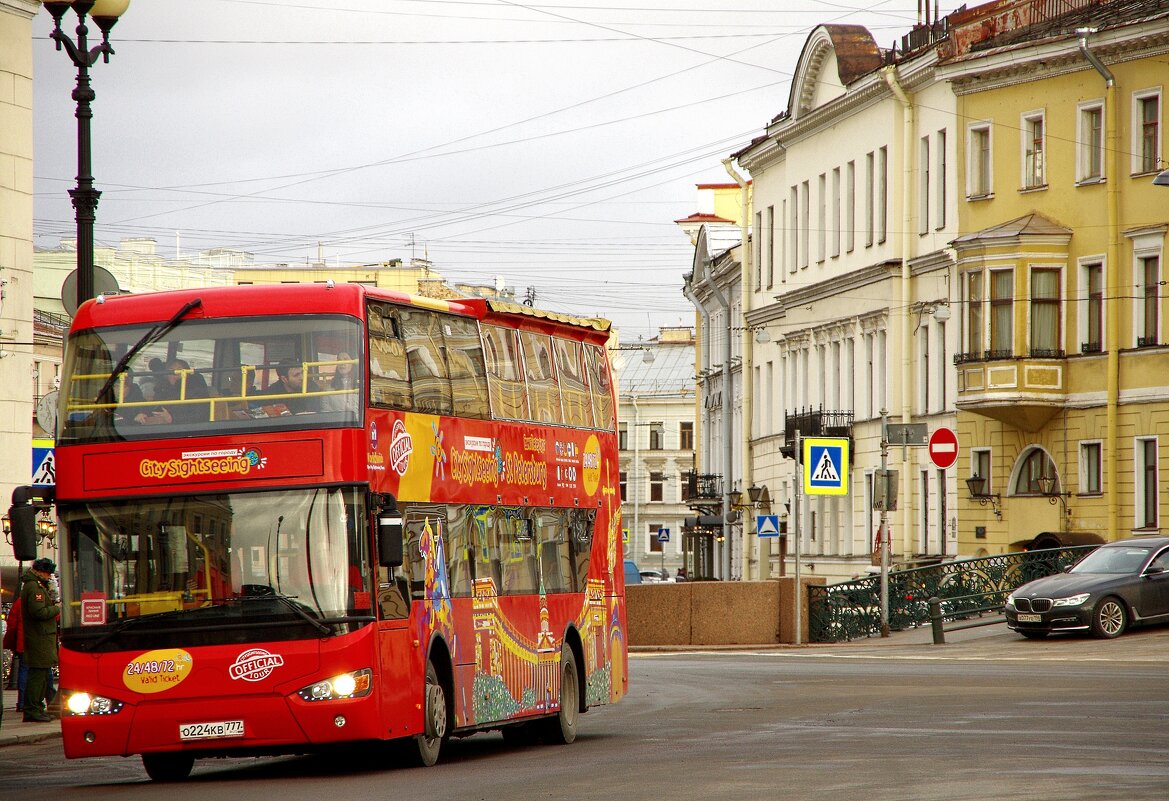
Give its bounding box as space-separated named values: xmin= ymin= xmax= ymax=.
xmin=1019 ymin=630 xmax=1048 ymax=640
xmin=142 ymin=753 xmax=194 ymax=782
xmin=1090 ymin=596 xmax=1127 ymax=639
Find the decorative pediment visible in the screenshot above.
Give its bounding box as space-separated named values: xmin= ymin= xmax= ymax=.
xmin=788 ymin=25 xmax=883 ymax=120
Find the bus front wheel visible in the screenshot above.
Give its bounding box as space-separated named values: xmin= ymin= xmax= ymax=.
xmin=142 ymin=752 xmax=194 ymax=782
xmin=413 ymin=660 xmax=448 ymax=766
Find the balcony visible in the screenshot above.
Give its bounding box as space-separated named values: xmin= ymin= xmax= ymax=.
xmin=780 ymin=408 xmax=854 ymax=459
xmin=684 ymin=471 xmax=723 ymax=504
xmin=955 ymin=351 xmax=1066 ymax=432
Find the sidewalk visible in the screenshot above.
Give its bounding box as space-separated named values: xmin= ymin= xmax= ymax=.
xmin=0 ymin=687 xmax=62 ymax=747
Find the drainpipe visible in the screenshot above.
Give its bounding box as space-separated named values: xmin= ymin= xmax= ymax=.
xmin=632 ymin=393 xmax=641 ymax=558
xmin=1078 ymin=29 xmax=1120 ymax=542
xmin=689 ymin=245 xmax=735 ymax=580
xmin=884 ymin=65 xmax=916 ymax=561
xmin=682 ymin=279 xmax=708 ymax=578
xmin=724 ymin=157 xmax=756 ymax=580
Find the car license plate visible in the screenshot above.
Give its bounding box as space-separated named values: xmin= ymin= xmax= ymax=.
xmin=1016 ymin=613 xmax=1042 ymax=623
xmin=179 ymin=720 xmax=244 ymax=741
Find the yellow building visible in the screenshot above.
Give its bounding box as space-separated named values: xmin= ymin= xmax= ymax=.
xmin=938 ymin=1 xmax=1169 ymax=553
xmin=233 ymin=258 xmax=449 ymax=296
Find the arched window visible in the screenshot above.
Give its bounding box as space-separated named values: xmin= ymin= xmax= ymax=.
xmin=1011 ymin=447 xmax=1059 ymax=495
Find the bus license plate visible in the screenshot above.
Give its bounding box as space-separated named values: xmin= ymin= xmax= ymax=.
xmin=1016 ymin=613 xmax=1042 ymax=623
xmin=179 ymin=720 xmax=244 ymax=741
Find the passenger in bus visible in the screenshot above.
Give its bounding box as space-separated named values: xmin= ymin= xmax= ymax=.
xmin=134 ymin=359 xmax=210 ymax=424
xmin=321 ymin=352 xmax=359 ymax=413
xmin=254 ymin=360 xmax=320 ymax=414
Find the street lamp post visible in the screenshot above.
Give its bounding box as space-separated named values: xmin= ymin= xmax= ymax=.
xmin=44 ymin=0 xmax=130 ymax=311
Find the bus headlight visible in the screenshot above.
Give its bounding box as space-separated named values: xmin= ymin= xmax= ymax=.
xmin=296 ymin=668 xmax=372 ymax=702
xmin=65 ymin=691 xmax=124 ymax=716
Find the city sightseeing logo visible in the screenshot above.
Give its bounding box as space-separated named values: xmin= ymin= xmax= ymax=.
xmin=140 ymin=446 xmax=266 ymax=480
xmin=389 ymin=419 xmax=413 ymax=476
xmin=228 ymin=648 xmax=285 ymax=682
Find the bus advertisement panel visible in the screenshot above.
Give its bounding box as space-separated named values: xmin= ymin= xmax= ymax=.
xmin=8 ymin=284 xmax=627 ymax=781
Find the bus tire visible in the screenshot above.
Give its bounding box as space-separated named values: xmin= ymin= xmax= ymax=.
xmin=413 ymin=660 xmax=448 ymax=767
xmin=541 ymin=643 xmax=579 ymax=745
xmin=142 ymin=752 xmax=194 ymax=782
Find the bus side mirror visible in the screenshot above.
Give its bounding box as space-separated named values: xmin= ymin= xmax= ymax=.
xmin=378 ymin=513 xmax=403 ymax=568
xmin=8 ymin=503 xmax=38 ymax=562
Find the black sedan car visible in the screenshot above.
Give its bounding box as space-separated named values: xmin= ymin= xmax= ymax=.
xmin=1004 ymin=536 xmax=1169 ymax=639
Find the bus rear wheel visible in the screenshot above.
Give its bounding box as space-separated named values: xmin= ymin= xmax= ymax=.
xmin=412 ymin=660 xmax=448 ymax=767
xmin=541 ymin=643 xmax=579 ymax=745
xmin=142 ymin=752 xmax=194 ymax=782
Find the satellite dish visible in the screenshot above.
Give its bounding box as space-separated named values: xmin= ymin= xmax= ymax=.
xmin=62 ymin=266 xmax=121 ymax=317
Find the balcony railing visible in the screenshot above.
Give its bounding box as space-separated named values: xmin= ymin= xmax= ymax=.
xmin=684 ymin=471 xmax=722 ymax=503
xmin=1080 ymin=341 xmax=1101 ymax=354
xmin=1137 ymin=335 xmax=1159 ymax=348
xmin=781 ymin=407 xmax=854 ymax=459
xmin=1027 ymin=348 xmax=1065 ymax=359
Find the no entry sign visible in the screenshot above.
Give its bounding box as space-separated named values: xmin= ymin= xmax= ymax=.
xmin=928 ymin=427 xmax=959 ymax=470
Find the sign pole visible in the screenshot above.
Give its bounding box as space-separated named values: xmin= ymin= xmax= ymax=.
xmin=794 ymin=429 xmax=802 ymax=647
xmin=879 ymin=409 xmax=890 ymax=637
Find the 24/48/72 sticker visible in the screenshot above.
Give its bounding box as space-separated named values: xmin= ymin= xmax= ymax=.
xmin=123 ymin=649 xmax=194 ymax=694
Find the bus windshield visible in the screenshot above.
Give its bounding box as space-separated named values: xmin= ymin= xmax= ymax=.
xmin=59 ymin=487 xmax=372 ymax=652
xmin=59 ymin=314 xmax=363 ymax=444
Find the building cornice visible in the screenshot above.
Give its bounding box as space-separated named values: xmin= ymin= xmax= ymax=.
xmin=769 ymin=259 xmax=898 ymax=311
xmin=938 ymin=22 xmax=1169 ymax=95
xmin=0 ymin=0 xmax=40 ymax=19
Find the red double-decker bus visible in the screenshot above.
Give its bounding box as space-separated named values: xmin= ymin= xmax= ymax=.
xmin=9 ymin=283 xmax=628 ymax=781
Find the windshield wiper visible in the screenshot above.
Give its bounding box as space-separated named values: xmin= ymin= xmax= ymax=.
xmin=84 ymin=607 xmax=194 ymax=651
xmin=93 ymin=297 xmax=202 ymax=404
xmin=234 ymin=592 xmax=333 ymax=636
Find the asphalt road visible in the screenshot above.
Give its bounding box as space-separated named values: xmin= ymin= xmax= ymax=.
xmin=2 ymin=626 xmax=1167 ymax=799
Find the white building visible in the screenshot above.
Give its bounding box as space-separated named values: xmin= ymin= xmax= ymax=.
xmin=613 ymin=327 xmax=696 ymax=580
xmin=730 ymin=21 xmax=962 ymax=581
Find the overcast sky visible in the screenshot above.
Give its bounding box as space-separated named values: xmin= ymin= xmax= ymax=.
xmin=32 ymin=0 xmax=931 ymax=340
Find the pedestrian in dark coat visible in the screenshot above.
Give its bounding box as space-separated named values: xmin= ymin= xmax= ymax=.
xmin=20 ymin=558 xmax=60 ymax=722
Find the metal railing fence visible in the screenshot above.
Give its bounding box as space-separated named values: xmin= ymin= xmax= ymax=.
xmin=807 ymin=546 xmax=1098 ymax=643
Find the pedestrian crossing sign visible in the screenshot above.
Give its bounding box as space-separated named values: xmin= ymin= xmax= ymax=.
xmin=803 ymin=437 xmax=849 ymax=496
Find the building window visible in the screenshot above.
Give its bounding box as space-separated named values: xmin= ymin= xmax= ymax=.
xmin=766 ymin=205 xmax=775 ymax=288
xmin=965 ymin=270 xmax=983 ymax=356
xmin=755 ymin=210 xmax=763 ymax=289
xmin=679 ymin=420 xmax=694 ymax=451
xmin=1080 ymin=441 xmax=1102 ymax=494
xmin=968 ymin=123 xmax=992 ymax=198
xmin=865 ymin=151 xmax=874 ymax=246
xmin=1022 ymin=111 xmax=1045 ymax=189
xmin=789 ymin=186 xmax=799 ymax=273
xmin=918 ymin=322 xmax=930 ymax=414
xmin=679 ymin=471 xmax=691 ymax=501
xmin=649 ymin=523 xmax=663 ymax=553
xmin=619 ymin=471 xmax=627 ymax=502
xmin=920 ymin=469 xmax=930 ymax=553
xmin=1078 ymin=102 xmax=1104 ymax=182
xmin=831 ymin=167 xmax=841 ymax=258
xmin=877 ymin=146 xmax=888 ymax=244
xmin=618 ymin=422 xmax=628 ymax=451
xmin=1139 ymin=256 xmax=1160 ymax=346
xmin=800 ymin=180 xmax=810 ymax=269
xmin=990 ymin=269 xmax=1014 ymax=357
xmin=817 ymin=173 xmax=827 ymax=263
xmin=1030 ymin=268 xmax=1061 ymax=356
xmin=972 ymin=448 xmax=992 ymax=493
xmin=1082 ymin=261 xmax=1103 ymax=353
xmin=649 ymin=421 xmax=664 ymax=449
xmin=1137 ymin=438 xmax=1159 ymax=528
xmin=1012 ymin=447 xmax=1056 ymax=495
xmin=649 ymin=472 xmax=664 ymax=502
xmin=919 ymin=135 xmax=930 ymax=234
xmin=846 ymin=160 xmax=856 ymax=253
xmin=1135 ymin=91 xmax=1161 ymax=175
xmin=935 ymin=129 xmax=947 ymax=229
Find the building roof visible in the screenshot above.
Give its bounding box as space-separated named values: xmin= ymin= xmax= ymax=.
xmin=613 ymin=338 xmax=695 ymax=398
xmin=952 ymin=213 xmax=1072 ymax=245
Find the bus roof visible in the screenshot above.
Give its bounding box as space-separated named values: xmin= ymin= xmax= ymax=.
xmin=71 ymin=283 xmax=612 ymax=337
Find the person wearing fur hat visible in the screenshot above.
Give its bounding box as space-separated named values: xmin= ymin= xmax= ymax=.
xmin=20 ymin=558 xmax=60 ymax=722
